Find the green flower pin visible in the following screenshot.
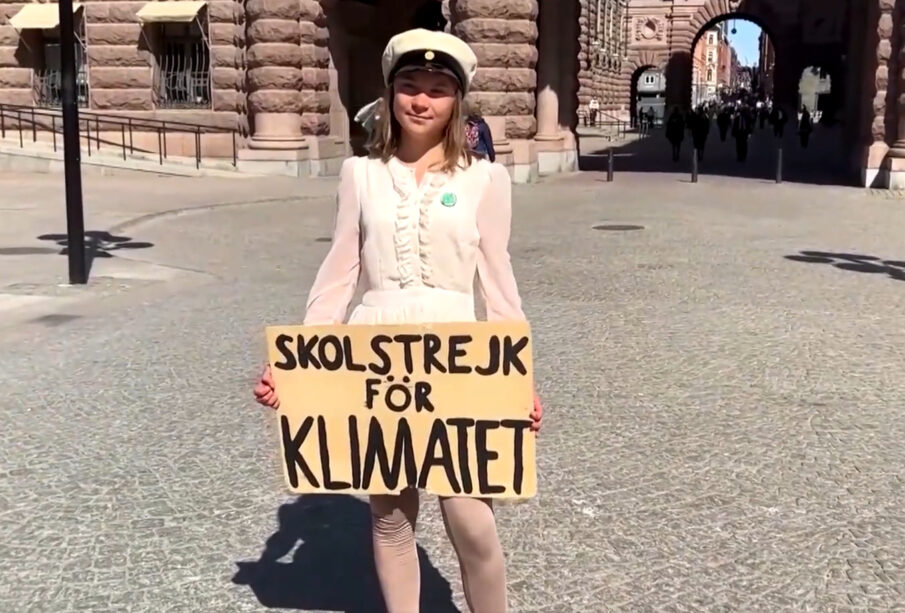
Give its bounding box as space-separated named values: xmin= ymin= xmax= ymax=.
xmin=440 ymin=192 xmax=457 ymax=207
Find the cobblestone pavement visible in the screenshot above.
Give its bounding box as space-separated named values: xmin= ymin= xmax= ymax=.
xmin=2 ymin=169 xmax=905 ymax=612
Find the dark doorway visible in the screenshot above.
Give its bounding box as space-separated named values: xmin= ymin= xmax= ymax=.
xmin=631 ymin=65 xmax=665 ymax=128
xmin=326 ymin=0 xmax=445 ymax=156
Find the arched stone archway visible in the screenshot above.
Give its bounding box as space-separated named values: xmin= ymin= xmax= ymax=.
xmin=664 ymin=1 xmax=786 ymax=111
xmin=624 ymin=49 xmax=669 ymax=126
xmin=624 ymin=49 xmax=669 ymax=81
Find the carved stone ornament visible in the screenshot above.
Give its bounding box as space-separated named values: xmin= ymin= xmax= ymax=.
xmin=635 ymin=17 xmax=663 ymax=42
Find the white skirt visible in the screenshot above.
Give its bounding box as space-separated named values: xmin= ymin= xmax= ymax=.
xmin=347 ymin=287 xmax=477 ymax=325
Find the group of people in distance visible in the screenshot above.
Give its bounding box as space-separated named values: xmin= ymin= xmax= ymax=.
xmin=665 ymin=99 xmax=817 ymax=163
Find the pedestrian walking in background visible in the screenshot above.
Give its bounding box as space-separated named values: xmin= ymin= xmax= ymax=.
xmin=732 ymin=107 xmax=753 ymax=162
xmin=666 ymin=107 xmax=685 ymax=162
xmin=589 ymin=97 xmax=600 ymax=126
xmin=770 ymin=104 xmax=787 ymax=138
xmin=691 ymin=108 xmax=710 ymax=162
xmin=799 ymin=106 xmax=813 ymax=148
xmin=717 ymin=106 xmax=731 ymax=142
xmin=466 ymin=112 xmax=496 ymax=162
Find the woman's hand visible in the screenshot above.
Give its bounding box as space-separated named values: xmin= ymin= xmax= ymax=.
xmin=530 ymin=390 xmax=543 ymax=434
xmin=254 ymin=364 xmax=280 ymax=409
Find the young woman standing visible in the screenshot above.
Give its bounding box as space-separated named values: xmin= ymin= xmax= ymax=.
xmin=254 ymin=29 xmax=543 ymax=613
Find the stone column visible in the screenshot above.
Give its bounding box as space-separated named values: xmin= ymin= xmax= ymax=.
xmin=887 ymin=0 xmax=905 ymax=157
xmin=868 ymin=0 xmax=895 ymax=186
xmin=558 ymin=0 xmax=580 ymax=133
xmin=451 ymin=0 xmax=538 ymax=140
xmin=245 ymin=0 xmax=305 ymax=149
xmin=576 ymin=0 xmax=592 ymax=109
xmin=535 ymin=0 xmax=561 ymax=140
xmin=299 ymin=0 xmax=330 ymax=137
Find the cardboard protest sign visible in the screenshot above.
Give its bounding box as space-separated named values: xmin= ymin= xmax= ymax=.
xmin=265 ymin=322 xmax=536 ymax=499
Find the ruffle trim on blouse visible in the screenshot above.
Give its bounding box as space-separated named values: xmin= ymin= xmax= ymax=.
xmin=417 ymin=172 xmax=448 ymax=288
xmin=389 ymin=158 xmax=417 ymax=287
xmin=387 ymin=157 xmax=452 ymax=289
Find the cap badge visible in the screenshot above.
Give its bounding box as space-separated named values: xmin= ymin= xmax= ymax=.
xmin=424 ymin=50 xmax=435 ymax=60
xmin=440 ymin=192 xmax=457 ymax=207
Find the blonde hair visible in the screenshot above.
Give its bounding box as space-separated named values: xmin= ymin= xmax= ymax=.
xmin=367 ymin=85 xmax=473 ymax=174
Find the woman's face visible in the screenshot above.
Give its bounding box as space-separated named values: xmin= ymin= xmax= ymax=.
xmin=392 ymin=69 xmax=459 ymax=141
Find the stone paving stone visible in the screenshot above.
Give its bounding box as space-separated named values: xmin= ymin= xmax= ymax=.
xmin=1 ymin=171 xmax=905 ymax=611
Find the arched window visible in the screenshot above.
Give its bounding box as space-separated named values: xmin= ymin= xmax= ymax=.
xmin=706 ymin=68 xmax=714 ymax=82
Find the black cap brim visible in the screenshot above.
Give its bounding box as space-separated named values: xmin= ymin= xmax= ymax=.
xmin=389 ymin=49 xmax=466 ymax=92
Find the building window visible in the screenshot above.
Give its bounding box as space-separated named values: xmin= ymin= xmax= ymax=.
xmin=644 ymin=74 xmax=656 ymax=85
xmin=34 ymin=34 xmax=89 ymax=108
xmin=708 ymin=33 xmax=716 ymax=45
xmin=707 ymin=50 xmax=715 ymax=63
xmin=706 ymin=68 xmax=714 ymax=82
xmin=152 ymin=21 xmax=210 ymax=109
xmin=8 ymin=3 xmax=89 ymax=107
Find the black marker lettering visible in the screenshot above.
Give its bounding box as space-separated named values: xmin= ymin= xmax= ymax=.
xmin=369 ymin=335 xmax=392 ymax=375
xmin=365 ymin=379 xmax=381 ymax=409
xmin=385 ymin=383 xmax=411 ymax=413
xmin=281 ymin=415 xmax=319 ymax=488
xmin=296 ymin=334 xmax=322 ymax=369
xmin=343 ymin=336 xmax=366 ymax=371
xmin=319 ymin=335 xmax=343 ymax=370
xmin=475 ymin=335 xmax=500 ymax=375
xmin=423 ymin=334 xmax=447 ymax=374
xmin=418 ymin=419 xmax=461 ymax=493
xmin=502 ymin=336 xmax=529 ymax=376
xmin=475 ymin=420 xmax=505 ymax=495
xmin=362 ymin=417 xmax=417 ymax=490
xmin=413 ymin=381 xmax=434 ymax=412
xmin=273 ymin=334 xmax=297 ymax=370
xmin=448 ymin=335 xmax=473 ymax=374
xmin=349 ymin=415 xmax=362 ymax=489
xmin=393 ymin=334 xmax=420 ymax=375
xmin=446 ymin=418 xmax=475 ymax=494
xmin=318 ymin=416 xmax=350 ymax=490
xmin=501 ymin=419 xmax=531 ymax=495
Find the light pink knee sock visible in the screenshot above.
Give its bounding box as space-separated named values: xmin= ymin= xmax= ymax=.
xmin=370 ymin=490 xmax=420 ymax=613
xmin=439 ymin=496 xmax=508 ymax=613
xmin=370 ymin=492 xmax=507 ymax=613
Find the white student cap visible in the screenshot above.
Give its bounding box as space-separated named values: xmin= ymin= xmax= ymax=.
xmin=381 ymin=28 xmax=478 ymax=94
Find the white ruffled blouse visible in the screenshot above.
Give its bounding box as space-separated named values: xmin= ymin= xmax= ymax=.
xmin=303 ymin=155 xmax=525 ymax=326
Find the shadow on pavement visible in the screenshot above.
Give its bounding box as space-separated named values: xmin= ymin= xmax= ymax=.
xmin=232 ymin=494 xmax=459 ymax=613
xmin=579 ymin=124 xmax=858 ymax=187
xmin=35 ymin=230 xmax=154 ymax=278
xmin=785 ymin=250 xmax=905 ymax=281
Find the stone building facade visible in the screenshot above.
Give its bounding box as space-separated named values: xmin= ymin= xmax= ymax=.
xmin=691 ymin=24 xmax=729 ymax=106
xmin=757 ymin=30 xmax=775 ymax=96
xmin=619 ymin=0 xmax=905 ymax=188
xmin=0 ymin=0 xmax=902 ymax=187
xmin=576 ymin=0 xmax=629 ymax=112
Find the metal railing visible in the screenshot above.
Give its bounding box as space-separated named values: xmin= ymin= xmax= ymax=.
xmin=0 ymin=102 xmax=240 ymax=168
xmin=579 ymin=110 xmax=631 ymax=137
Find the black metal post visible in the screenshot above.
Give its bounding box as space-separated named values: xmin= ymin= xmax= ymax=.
xmin=776 ymin=144 xmax=783 ymax=184
xmin=692 ymin=150 xmax=699 ymax=183
xmin=59 ymin=0 xmax=86 ymax=284
xmin=607 ymin=148 xmax=614 ymax=182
